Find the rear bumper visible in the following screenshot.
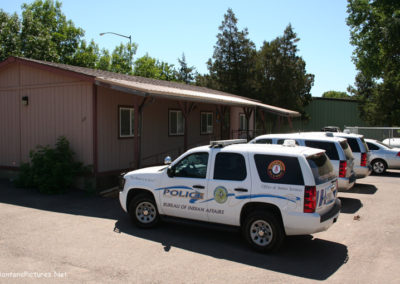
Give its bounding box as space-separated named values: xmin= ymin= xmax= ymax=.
xmin=338 ymin=174 xmax=355 ymax=191
xmin=354 ymin=165 xmax=372 ymax=179
xmin=283 ymin=199 xmax=341 ymax=235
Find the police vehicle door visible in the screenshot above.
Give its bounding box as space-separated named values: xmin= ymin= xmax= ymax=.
xmin=206 ymin=151 xmax=251 ymax=226
xmin=161 ymin=152 xmax=209 ymax=221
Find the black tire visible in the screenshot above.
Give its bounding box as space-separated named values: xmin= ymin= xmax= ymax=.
xmin=371 ymin=159 xmax=387 ymax=175
xmin=128 ymin=193 xmax=159 ymax=228
xmin=242 ymin=211 xmax=284 ymax=252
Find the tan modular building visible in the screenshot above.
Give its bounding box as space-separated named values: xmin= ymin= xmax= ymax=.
xmin=0 ymin=57 xmax=299 ymax=184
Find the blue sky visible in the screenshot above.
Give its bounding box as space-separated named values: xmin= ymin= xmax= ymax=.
xmin=2 ymin=0 xmax=356 ymax=97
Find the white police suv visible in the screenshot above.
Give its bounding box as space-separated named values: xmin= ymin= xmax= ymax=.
xmin=119 ymin=139 xmax=341 ymax=252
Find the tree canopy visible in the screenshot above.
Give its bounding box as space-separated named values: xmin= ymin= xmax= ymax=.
xmin=347 ymin=0 xmax=400 ymax=125
xmin=322 ymin=91 xmax=351 ymax=99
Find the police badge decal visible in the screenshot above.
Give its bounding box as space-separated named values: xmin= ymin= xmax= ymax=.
xmin=267 ymin=160 xmax=286 ymax=179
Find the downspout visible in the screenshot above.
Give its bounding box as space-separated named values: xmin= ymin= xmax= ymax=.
xmin=92 ymin=84 xmax=98 ymax=175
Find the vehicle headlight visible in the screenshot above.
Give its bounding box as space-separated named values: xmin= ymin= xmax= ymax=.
xmin=118 ymin=173 xmax=126 ymax=191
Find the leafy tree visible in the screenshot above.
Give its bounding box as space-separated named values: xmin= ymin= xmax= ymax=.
xmin=97 ymin=49 xmax=111 ymax=71
xmin=177 ymin=53 xmax=196 ymax=84
xmin=205 ymin=8 xmax=257 ymax=98
xmin=256 ymin=24 xmax=314 ymax=114
xmin=69 ymin=40 xmax=99 ymax=68
xmin=110 ymin=42 xmax=137 ymax=74
xmin=0 ymin=10 xmax=21 ymax=61
xmin=347 ymin=0 xmax=400 ymax=125
xmin=20 ymin=0 xmax=84 ymax=63
xmin=133 ymin=54 xmax=177 ymax=81
xmin=322 ymin=91 xmax=352 ymax=99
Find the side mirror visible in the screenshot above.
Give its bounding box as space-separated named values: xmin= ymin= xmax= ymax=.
xmin=167 ymin=167 xmax=174 ymax=178
xmin=164 ymin=156 xmax=172 ymax=165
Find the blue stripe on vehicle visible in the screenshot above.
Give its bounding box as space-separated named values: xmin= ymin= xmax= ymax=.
xmin=235 ymin=194 xmax=300 ymax=203
xmin=154 ymin=186 xmax=193 ymax=191
xmin=196 ymin=193 xmax=236 ymax=204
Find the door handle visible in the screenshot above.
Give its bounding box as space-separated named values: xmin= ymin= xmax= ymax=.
xmin=193 ymin=185 xmax=205 ymax=189
xmin=234 ymin=188 xmax=248 ymax=192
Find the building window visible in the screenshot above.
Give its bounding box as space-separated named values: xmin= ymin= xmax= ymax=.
xmin=119 ymin=107 xmax=135 ymax=137
xmin=239 ymin=113 xmax=247 ymax=130
xmin=169 ymin=110 xmax=184 ymax=136
xmin=201 ymin=112 xmax=213 ymax=134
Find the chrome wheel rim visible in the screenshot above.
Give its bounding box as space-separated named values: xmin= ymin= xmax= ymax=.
xmin=373 ymin=161 xmax=385 ymax=174
xmin=250 ymin=220 xmax=273 ymax=246
xmin=136 ymin=202 xmax=157 ymax=223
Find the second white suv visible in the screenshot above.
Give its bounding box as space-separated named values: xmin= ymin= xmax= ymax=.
xmin=250 ymin=133 xmax=356 ymax=190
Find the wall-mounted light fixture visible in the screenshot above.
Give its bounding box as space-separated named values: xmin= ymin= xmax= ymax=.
xmin=22 ymin=96 xmax=29 ymax=106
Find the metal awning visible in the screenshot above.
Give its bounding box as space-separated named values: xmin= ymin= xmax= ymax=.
xmin=95 ymin=77 xmax=301 ymax=118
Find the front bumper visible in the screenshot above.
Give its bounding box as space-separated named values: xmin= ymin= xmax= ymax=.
xmin=283 ymin=198 xmax=341 ymax=235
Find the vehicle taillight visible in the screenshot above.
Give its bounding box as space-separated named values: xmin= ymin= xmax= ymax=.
xmin=361 ymin=152 xmax=367 ymax=167
xmin=304 ymin=186 xmax=316 ymax=213
xmin=339 ymin=160 xmax=347 ymax=178
xmin=397 ymin=152 xmax=400 ymax=157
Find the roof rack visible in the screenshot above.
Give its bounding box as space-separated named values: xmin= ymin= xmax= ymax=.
xmin=210 ymin=139 xmax=247 ymax=148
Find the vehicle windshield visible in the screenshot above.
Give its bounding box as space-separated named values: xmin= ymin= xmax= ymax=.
xmin=377 ymin=140 xmax=394 ymax=149
xmin=340 ymin=141 xmax=354 ymax=160
xmin=306 ymin=153 xmax=336 ymax=185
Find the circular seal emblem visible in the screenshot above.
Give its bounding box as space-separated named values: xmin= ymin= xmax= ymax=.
xmin=214 ymin=186 xmax=228 ymax=204
xmin=267 ymin=160 xmax=286 ymax=179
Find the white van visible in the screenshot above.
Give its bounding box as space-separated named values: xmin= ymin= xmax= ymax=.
xmin=250 ymin=133 xmax=356 ymax=190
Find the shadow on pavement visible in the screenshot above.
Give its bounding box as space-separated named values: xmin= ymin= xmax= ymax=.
xmin=114 ymin=217 xmax=348 ymax=281
xmin=339 ymin=197 xmax=363 ymax=214
xmin=346 ymin=183 xmax=377 ymax=195
xmin=380 ymin=170 xmax=400 ymax=178
xmin=0 ymin=180 xmax=348 ymax=281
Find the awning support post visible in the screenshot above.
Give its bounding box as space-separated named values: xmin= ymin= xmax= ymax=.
xmin=243 ymin=107 xmax=254 ymax=140
xmin=134 ymin=96 xmax=149 ymax=169
xmin=179 ymin=101 xmax=196 ymax=151
xmin=216 ymin=105 xmax=229 ymax=140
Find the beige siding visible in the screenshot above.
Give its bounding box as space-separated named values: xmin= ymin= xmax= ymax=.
xmin=97 ymin=87 xmax=222 ymax=171
xmin=97 ymin=86 xmax=136 ymax=172
xmin=230 ymin=106 xmax=254 ymax=138
xmin=0 ymin=63 xmax=93 ymax=167
xmin=0 ymin=89 xmax=20 ymax=167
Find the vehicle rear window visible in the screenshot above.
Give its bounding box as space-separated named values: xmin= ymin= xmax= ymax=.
xmin=214 ymin=153 xmax=247 ymax=181
xmin=254 ymin=154 xmax=304 ymax=185
xmin=277 ymin=139 xmax=299 ymax=145
xmin=367 ymin=142 xmax=380 ymax=151
xmin=306 ymin=153 xmax=336 ymax=185
xmin=340 ymin=141 xmax=354 ymax=160
xmin=255 ymin=138 xmax=272 ymax=144
xmin=347 ymin=138 xmax=361 ymax=153
xmin=304 ymin=140 xmax=339 ymax=160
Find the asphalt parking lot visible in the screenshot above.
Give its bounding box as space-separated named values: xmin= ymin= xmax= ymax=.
xmin=0 ymin=171 xmax=399 ymax=283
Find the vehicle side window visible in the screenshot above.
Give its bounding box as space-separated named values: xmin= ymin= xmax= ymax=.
xmin=254 ymin=154 xmax=304 ymax=185
xmin=304 ymin=141 xmax=339 ymax=160
xmin=255 ymin=138 xmax=272 ymax=144
xmin=277 ymin=139 xmax=299 ymax=145
xmin=347 ymin=138 xmax=361 ymax=153
xmin=367 ymin=142 xmax=380 ymax=151
xmin=172 ymin=152 xmax=208 ymax=178
xmin=214 ymin=153 xmax=247 ymax=181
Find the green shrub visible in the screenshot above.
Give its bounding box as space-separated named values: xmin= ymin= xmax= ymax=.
xmin=15 ymin=136 xmax=88 ymax=194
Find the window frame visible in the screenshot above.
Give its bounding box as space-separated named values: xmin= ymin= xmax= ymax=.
xmin=118 ymin=105 xmax=135 ymax=138
xmin=168 ymin=109 xmax=185 ymax=136
xmin=200 ymin=111 xmax=214 ymax=135
xmin=239 ymin=113 xmax=247 ymax=131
